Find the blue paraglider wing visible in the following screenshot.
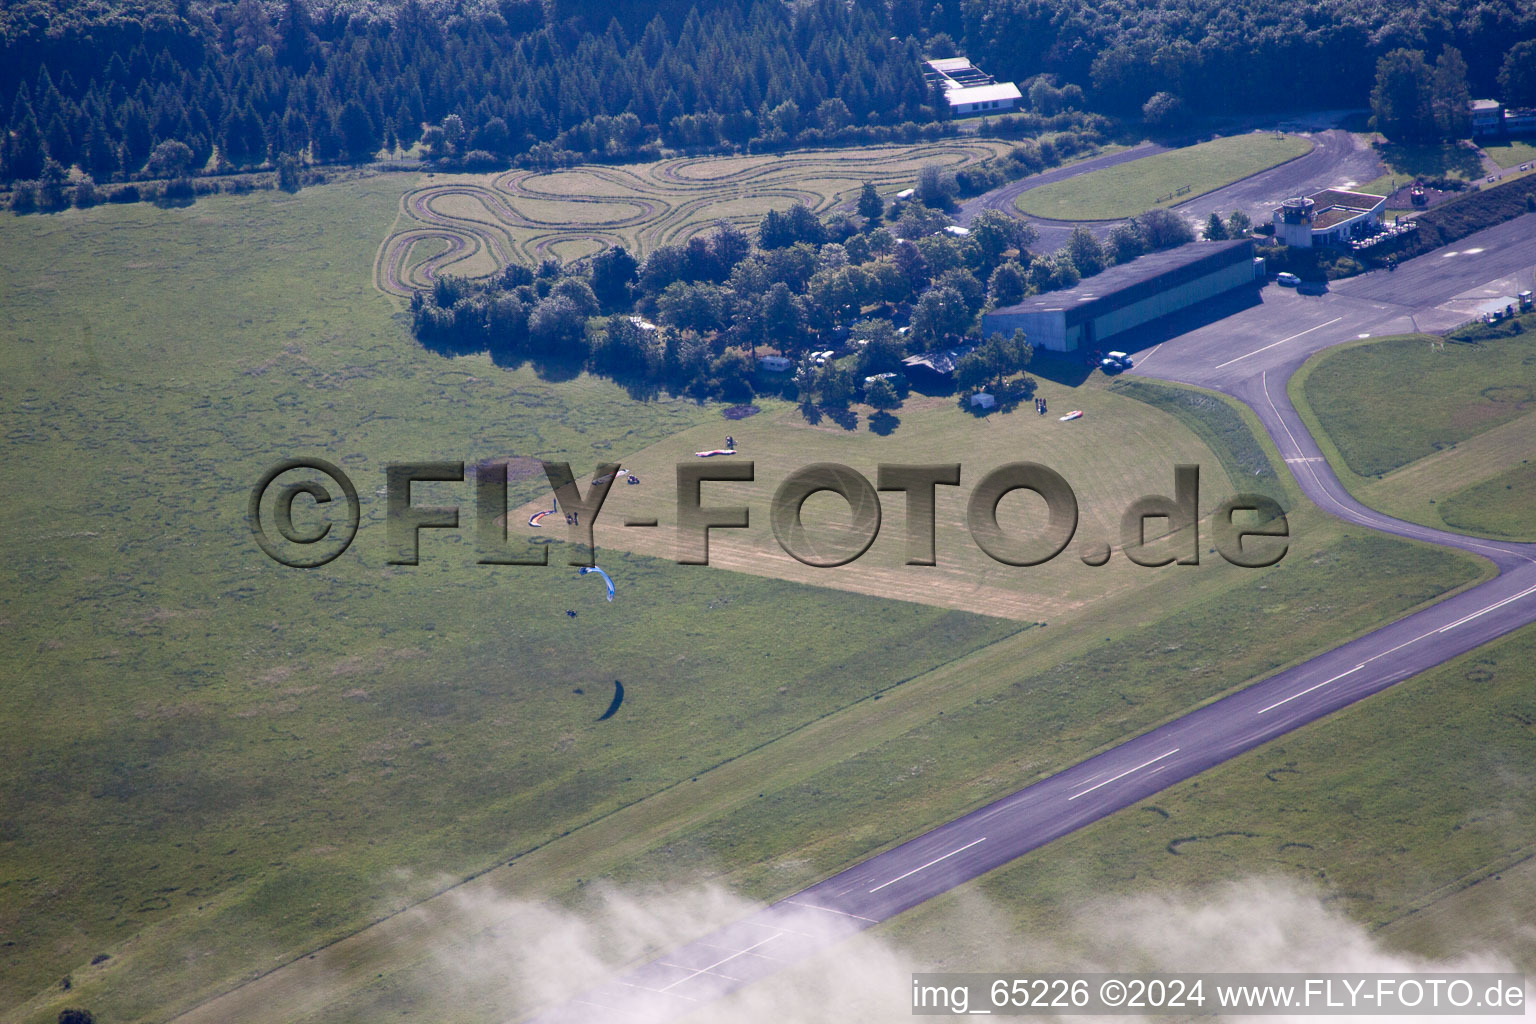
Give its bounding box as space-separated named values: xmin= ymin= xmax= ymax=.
xmin=578 ymin=566 xmax=615 ymax=601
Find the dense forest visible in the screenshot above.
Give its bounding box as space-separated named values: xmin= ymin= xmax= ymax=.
xmin=4 ymin=0 xmax=1536 ymax=189
xmin=958 ymin=0 xmax=1536 ymax=115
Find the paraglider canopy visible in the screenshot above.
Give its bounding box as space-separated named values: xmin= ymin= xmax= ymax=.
xmin=578 ymin=566 xmax=615 ymax=601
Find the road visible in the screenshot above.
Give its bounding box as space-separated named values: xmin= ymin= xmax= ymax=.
xmin=956 ymin=141 xmax=1166 ymax=251
xmin=1167 ymin=128 xmax=1383 ymax=227
xmin=531 ymin=215 xmax=1536 ymax=1024
xmin=957 ymin=128 xmax=1382 ymax=254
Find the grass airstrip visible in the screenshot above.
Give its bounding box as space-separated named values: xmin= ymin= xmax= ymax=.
xmin=0 ymin=161 xmax=1517 ymax=1024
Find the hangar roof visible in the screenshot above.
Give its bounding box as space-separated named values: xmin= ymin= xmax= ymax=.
xmin=989 ymin=239 xmax=1255 ymax=325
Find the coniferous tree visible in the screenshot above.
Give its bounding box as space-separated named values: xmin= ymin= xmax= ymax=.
xmin=6 ymin=116 xmax=46 ymax=179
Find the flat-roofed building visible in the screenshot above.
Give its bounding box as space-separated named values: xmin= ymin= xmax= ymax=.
xmin=1272 ymin=188 xmax=1385 ymax=247
xmin=1470 ymin=99 xmax=1504 ymax=136
xmin=922 ymin=56 xmax=1022 ymax=116
xmin=1505 ymin=107 xmax=1536 ymax=135
xmin=980 ymin=239 xmax=1260 ymax=352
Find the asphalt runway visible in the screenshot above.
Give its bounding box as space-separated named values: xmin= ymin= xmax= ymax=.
xmin=530 ymin=214 xmax=1536 ymax=1024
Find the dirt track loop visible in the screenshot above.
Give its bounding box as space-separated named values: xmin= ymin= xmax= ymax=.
xmin=373 ymin=142 xmax=1013 ymax=296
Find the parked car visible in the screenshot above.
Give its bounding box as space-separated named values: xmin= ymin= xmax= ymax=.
xmin=1276 ymin=272 xmax=1301 ymax=286
xmin=1297 ymin=280 xmax=1328 ymax=295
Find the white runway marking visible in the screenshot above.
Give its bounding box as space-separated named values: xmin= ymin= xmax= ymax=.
xmin=868 ymin=837 xmax=986 ymax=893
xmin=1215 ymin=317 xmax=1343 ymax=368
xmin=696 ymin=940 xmax=790 ymax=961
xmin=660 ymin=936 xmax=777 ymax=991
xmin=1436 ymin=583 xmax=1536 ymax=633
xmin=1259 ymin=664 xmax=1363 ymax=714
xmin=1068 ymin=749 xmax=1180 ymax=800
xmin=657 ymin=960 xmax=743 ymax=981
xmin=1257 ymin=584 xmax=1536 ymax=715
xmin=782 ymin=899 xmax=877 ymax=923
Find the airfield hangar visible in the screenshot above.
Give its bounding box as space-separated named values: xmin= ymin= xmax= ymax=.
xmin=981 ymin=238 xmax=1260 ymax=352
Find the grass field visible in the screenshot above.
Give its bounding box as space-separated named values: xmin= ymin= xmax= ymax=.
xmin=1291 ymin=326 xmax=1536 ymax=540
xmin=1106 ymin=377 xmax=1290 ymax=510
xmin=375 ymin=140 xmax=1016 ymax=294
xmin=1481 ymin=140 xmax=1536 ymax=170
xmin=524 ymin=383 xmax=1275 ymax=624
xmin=0 ymin=177 xmax=1505 ymax=1024
xmin=161 ymin=524 xmax=1486 ymax=1024
xmin=0 ymin=184 xmax=1024 ymax=1021
xmin=1438 ymin=462 xmax=1536 ymax=538
xmin=1012 ymin=133 xmax=1313 ymax=221
xmin=1296 ymin=330 xmax=1536 ymax=477
xmin=157 ymin=391 xmax=1489 ymax=1024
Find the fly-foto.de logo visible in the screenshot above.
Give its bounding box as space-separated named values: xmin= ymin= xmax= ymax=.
xmin=249 ymin=459 xmax=1289 ymax=570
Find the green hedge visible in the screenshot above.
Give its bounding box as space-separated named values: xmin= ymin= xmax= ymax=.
xmin=1393 ymin=177 xmax=1536 ymax=260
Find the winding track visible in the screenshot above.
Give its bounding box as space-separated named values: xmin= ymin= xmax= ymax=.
xmin=373 ymin=142 xmax=1013 ymax=297
xmin=957 ymin=129 xmax=1382 ymax=254
xmin=529 ymin=215 xmax=1536 ymax=1023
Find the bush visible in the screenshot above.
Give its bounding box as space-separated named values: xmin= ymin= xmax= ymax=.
xmin=160 ymin=177 xmax=196 ymax=204
xmin=461 ymin=149 xmax=501 ymax=170
xmin=108 ymin=184 xmax=141 ymax=203
xmin=73 ymin=177 xmax=100 ymax=208
xmin=1420 ymin=175 xmax=1469 ymax=192
xmin=9 ymin=182 xmax=38 ymax=213
xmin=277 ymin=154 xmax=302 ymax=193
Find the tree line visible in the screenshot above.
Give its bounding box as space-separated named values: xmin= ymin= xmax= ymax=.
xmin=0 ymin=0 xmax=948 ymax=189
xmin=7 ymin=0 xmax=1535 ymax=196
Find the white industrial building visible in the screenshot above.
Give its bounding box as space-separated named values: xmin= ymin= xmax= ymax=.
xmin=980 ymin=240 xmax=1260 ymax=352
xmin=1271 ymin=189 xmax=1385 ymax=247
xmin=1471 ymin=99 xmax=1505 ymax=137
xmin=923 ymin=57 xmax=1022 ymax=116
